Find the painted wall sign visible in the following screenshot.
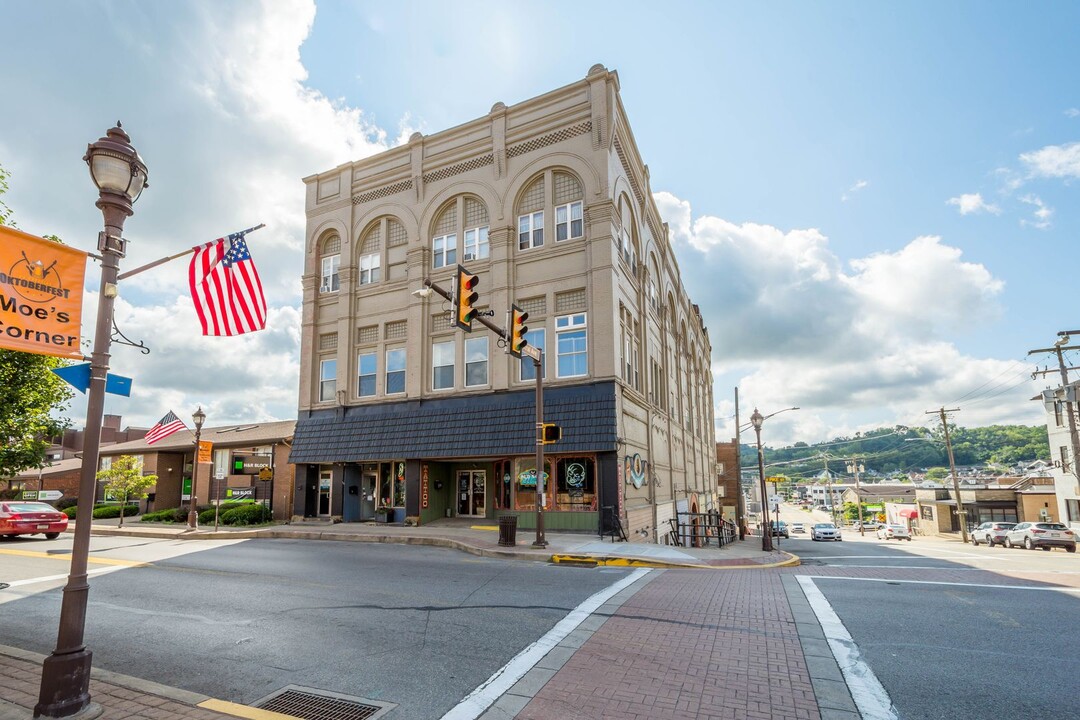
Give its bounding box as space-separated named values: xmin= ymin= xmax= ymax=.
xmin=0 ymin=225 xmax=87 ymax=359
xmin=421 ymin=464 xmax=429 ymax=509
xmin=625 ymin=453 xmax=648 ymax=489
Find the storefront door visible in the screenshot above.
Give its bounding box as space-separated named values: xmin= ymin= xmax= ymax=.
xmin=361 ymin=472 xmax=377 ymax=521
xmin=457 ymin=470 xmax=486 ymax=517
xmin=318 ymin=468 xmax=332 ymax=516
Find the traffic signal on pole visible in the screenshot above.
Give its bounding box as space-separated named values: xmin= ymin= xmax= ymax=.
xmin=509 ymin=304 xmax=529 ymax=358
xmin=455 ymin=265 xmax=479 ymax=331
xmin=541 ymin=423 xmax=561 ymax=444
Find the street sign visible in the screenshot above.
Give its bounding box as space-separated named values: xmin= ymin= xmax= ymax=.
xmin=51 ymin=363 xmax=133 ymax=397
xmin=38 ymin=490 xmax=63 ymax=501
xmin=258 ymin=467 xmax=273 ymax=482
xmin=521 ymin=344 xmax=541 ymax=361
xmin=20 ymin=491 xmax=38 ymax=500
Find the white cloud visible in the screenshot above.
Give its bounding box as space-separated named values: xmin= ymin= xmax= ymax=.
xmin=1019 ymin=194 xmax=1053 ymax=229
xmin=1065 ymin=108 xmax=1080 ymax=118
xmin=841 ymin=179 xmax=869 ymax=202
xmin=654 ymin=191 xmax=1033 ymax=446
xmin=1019 ymin=141 xmax=1080 ymax=179
xmin=946 ymin=192 xmax=1001 ymax=216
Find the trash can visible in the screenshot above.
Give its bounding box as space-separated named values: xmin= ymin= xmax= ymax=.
xmin=498 ymin=514 xmax=518 ymax=547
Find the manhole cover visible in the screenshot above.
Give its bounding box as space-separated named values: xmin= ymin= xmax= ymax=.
xmin=253 ymin=686 xmax=394 ymax=720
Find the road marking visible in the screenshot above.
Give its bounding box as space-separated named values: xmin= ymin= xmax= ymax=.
xmin=799 ymin=574 xmax=1080 ymax=593
xmin=796 ymin=576 xmax=899 ymax=720
xmin=1 ymin=566 xmax=126 ymax=589
xmin=439 ymin=568 xmax=651 ymax=720
xmin=0 ymin=548 xmax=146 ymax=567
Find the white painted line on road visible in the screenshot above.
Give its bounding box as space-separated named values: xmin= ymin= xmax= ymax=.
xmin=1 ymin=566 xmax=125 ymax=589
xmin=799 ymin=574 xmax=1080 ymax=593
xmin=439 ymin=567 xmax=651 ymax=720
xmin=797 ymin=575 xmax=898 ymax=720
xmin=823 ymin=564 xmax=971 ymax=569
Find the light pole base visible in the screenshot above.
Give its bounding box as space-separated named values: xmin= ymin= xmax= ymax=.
xmin=531 ymin=540 xmax=548 ymax=549
xmin=35 ymin=650 xmax=103 ymax=719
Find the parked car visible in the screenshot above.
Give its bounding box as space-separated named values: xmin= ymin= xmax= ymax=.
xmin=0 ymin=501 xmax=69 ymax=539
xmin=811 ymin=523 xmax=841 ymax=541
xmin=790 ymin=522 xmax=806 ymax=534
xmin=970 ymin=522 xmax=1016 ymax=547
xmin=876 ymin=524 xmax=912 ymax=541
xmin=1003 ymin=522 xmax=1076 ymax=552
xmin=770 ymin=521 xmax=789 ymax=538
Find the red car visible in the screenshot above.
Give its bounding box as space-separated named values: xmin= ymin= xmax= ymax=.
xmin=0 ymin=501 xmax=69 ymax=539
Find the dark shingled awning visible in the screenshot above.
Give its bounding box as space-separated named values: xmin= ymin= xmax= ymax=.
xmin=289 ymin=381 xmax=618 ymax=464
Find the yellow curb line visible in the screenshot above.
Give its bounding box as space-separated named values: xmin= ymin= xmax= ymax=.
xmin=198 ymin=699 xmax=301 ymax=720
xmin=0 ymin=548 xmax=147 ymax=567
xmin=471 ymin=525 xmax=499 ymax=531
xmin=550 ymin=552 xmax=801 ymax=570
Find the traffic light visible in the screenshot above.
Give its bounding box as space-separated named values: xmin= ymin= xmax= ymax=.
xmin=509 ymin=304 xmax=529 ymax=358
xmin=454 ymin=265 xmax=479 ymax=331
xmin=540 ymin=423 xmax=561 ymax=444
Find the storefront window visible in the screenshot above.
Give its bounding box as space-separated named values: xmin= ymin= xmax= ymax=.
xmin=393 ymin=462 xmax=406 ymax=507
xmin=513 ymin=458 xmax=552 ymax=511
xmin=377 ymin=461 xmax=407 ymax=509
xmin=495 ymin=460 xmax=512 ymax=510
xmin=555 ymin=457 xmax=596 ymax=511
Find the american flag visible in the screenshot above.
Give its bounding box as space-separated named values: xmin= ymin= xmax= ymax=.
xmin=144 ymin=410 xmax=187 ymax=445
xmin=188 ymin=228 xmax=267 ymax=336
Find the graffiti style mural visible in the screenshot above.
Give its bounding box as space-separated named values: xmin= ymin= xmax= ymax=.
xmin=624 ymin=453 xmax=648 ymax=489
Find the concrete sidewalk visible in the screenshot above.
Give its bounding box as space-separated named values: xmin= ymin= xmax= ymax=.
xmin=71 ymin=517 xmax=799 ymax=569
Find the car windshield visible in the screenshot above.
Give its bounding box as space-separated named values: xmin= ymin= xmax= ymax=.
xmin=890 ymin=525 xmax=906 ymax=530
xmin=1037 ymin=523 xmax=1067 ymax=530
xmin=994 ymin=523 xmax=1016 ymax=529
xmin=814 ymin=524 xmax=835 ymax=529
xmin=2 ymin=502 xmax=58 ymax=512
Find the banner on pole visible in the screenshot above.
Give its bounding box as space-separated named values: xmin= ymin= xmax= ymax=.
xmin=0 ymin=226 xmax=86 ymax=359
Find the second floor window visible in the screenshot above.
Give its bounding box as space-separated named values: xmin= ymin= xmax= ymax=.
xmin=519 ymin=212 xmax=543 ymax=250
xmin=520 ymin=328 xmax=546 ymax=382
xmin=319 ymin=358 xmax=336 ymax=402
xmin=433 ymin=234 xmax=456 ymax=268
xmin=386 ymin=348 xmax=406 ymax=394
xmin=556 ymin=201 xmax=583 ymax=242
xmin=556 ymin=313 xmax=587 ymax=378
xmin=358 ymin=352 xmax=376 ymax=397
xmin=465 ymin=336 xmax=488 ymax=387
xmin=433 ymin=340 xmax=455 ymax=390
xmin=321 ymin=255 xmax=340 ymax=293
xmin=359 ymin=253 xmax=381 ymax=285
xmin=463 ymin=226 xmax=489 ymax=261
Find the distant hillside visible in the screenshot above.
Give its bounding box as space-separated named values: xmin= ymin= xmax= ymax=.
xmin=739 ymin=424 xmax=1049 ymax=480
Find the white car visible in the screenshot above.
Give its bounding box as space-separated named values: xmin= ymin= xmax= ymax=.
xmin=876 ymin=524 xmax=912 ymax=541
xmin=790 ymin=522 xmax=806 ymax=533
xmin=811 ymin=523 xmax=841 ymax=541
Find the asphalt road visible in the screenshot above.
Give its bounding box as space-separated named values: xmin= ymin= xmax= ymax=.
xmin=0 ymin=537 xmax=634 ymax=720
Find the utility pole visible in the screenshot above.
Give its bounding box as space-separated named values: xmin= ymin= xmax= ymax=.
xmin=846 ymin=458 xmax=865 ymax=535
xmin=821 ymin=453 xmax=835 ymax=524
xmin=734 ymin=387 xmax=745 ymax=540
xmin=1029 ymin=334 xmax=1080 ymax=493
xmin=928 ymin=407 xmax=966 ymax=543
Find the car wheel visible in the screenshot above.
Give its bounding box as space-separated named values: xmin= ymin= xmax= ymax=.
xmin=971 ymin=535 xmax=979 ymax=546
xmin=45 ymin=533 xmax=59 ymax=540
xmin=1067 ymin=545 xmax=1076 ymax=553
xmin=1024 ymin=537 xmax=1033 ymax=550
xmin=1042 ymin=546 xmax=1052 ymax=551
xmin=1005 ymin=537 xmax=1013 ymax=548
xmin=906 ymin=538 xmax=912 ymax=541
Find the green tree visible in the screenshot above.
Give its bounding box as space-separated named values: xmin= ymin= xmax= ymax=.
xmin=97 ymin=456 xmax=157 ymax=528
xmin=926 ymin=467 xmax=950 ymax=481
xmin=0 ymin=164 xmax=75 ymax=485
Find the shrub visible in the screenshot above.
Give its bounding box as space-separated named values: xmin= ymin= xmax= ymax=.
xmin=56 ymin=498 xmax=78 ymax=511
xmin=198 ymin=508 xmax=217 ymax=524
xmin=220 ymin=503 xmax=272 ymax=526
xmin=92 ymin=505 xmax=139 ymax=519
xmin=140 ymin=509 xmax=178 ymax=523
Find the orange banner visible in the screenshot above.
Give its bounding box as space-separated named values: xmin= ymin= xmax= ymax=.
xmin=0 ymin=226 xmax=86 ymax=359
xmin=197 ymin=441 xmax=213 ymax=464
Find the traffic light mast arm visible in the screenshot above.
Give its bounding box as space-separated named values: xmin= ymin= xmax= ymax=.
xmin=421 ymin=278 xmax=512 ymax=340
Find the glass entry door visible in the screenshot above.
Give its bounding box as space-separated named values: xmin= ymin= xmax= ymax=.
xmin=457 ymin=470 xmax=486 ymax=517
xmin=318 ymin=468 xmax=332 ymax=516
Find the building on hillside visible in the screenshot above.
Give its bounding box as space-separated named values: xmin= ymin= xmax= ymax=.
xmin=289 ymin=65 xmax=717 ymax=541
xmin=97 ymin=421 xmax=296 ymax=520
xmin=1037 ymin=389 xmax=1080 ymax=530
xmin=914 ymin=477 xmax=1058 ymax=537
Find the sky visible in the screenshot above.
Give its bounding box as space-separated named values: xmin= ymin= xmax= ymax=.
xmin=2 ymin=0 xmax=1079 ymax=448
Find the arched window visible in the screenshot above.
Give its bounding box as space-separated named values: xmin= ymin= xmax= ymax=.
xmin=516 ymin=169 xmax=586 ymax=252
xmin=432 ymin=196 xmax=489 ymax=269
xmin=358 ymin=224 xmax=382 ymax=285
xmin=320 ymin=235 xmax=340 ymax=294
xmin=617 ymin=195 xmax=638 ymax=273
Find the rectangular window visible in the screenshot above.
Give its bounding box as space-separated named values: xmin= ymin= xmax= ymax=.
xmin=514 ymin=458 xmax=552 ymax=511
xmin=556 ymin=313 xmax=587 ymax=378
xmin=1062 ymin=446 xmax=1071 ymax=473
xmin=433 ymin=340 xmax=455 ymax=390
xmin=358 ymin=352 xmax=376 ymax=397
xmin=385 ymin=348 xmax=405 ymax=394
xmin=520 ymin=328 xmax=546 ymax=381
xmin=321 ymin=255 xmax=340 ymax=293
xmin=319 ymin=358 xmax=336 ymax=402
xmin=463 ymin=226 xmax=489 ymax=261
xmin=555 ymin=201 xmax=583 ymax=242
xmin=465 ymin=336 xmax=488 ymax=387
xmin=555 ymin=457 xmax=596 ymax=511
xmin=1067 ymin=499 xmax=1080 ymax=522
xmin=518 ymin=211 xmax=543 ymax=250
xmin=359 ymin=253 xmax=381 ymax=285
xmin=1055 ymin=401 xmax=1064 ymax=427
xmin=433 ymin=234 xmax=456 ymax=268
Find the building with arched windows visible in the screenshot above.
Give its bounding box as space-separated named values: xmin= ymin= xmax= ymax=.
xmin=289 ymin=65 xmax=716 ymax=542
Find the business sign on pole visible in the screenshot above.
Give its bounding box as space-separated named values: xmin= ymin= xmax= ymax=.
xmin=0 ymin=226 xmax=86 ymax=359
xmin=197 ymin=441 xmax=213 ymax=464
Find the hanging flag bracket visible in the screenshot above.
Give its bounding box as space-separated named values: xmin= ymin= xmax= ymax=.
xmin=116 ymin=223 xmax=266 ymax=281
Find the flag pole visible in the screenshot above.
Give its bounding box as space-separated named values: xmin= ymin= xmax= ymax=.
xmin=116 ymin=223 xmax=265 ymax=281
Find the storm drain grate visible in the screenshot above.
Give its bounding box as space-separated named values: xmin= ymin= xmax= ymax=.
xmin=253 ymin=686 xmax=394 ymax=720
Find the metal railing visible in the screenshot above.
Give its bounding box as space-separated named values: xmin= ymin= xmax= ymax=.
xmin=667 ymin=511 xmax=737 ymax=548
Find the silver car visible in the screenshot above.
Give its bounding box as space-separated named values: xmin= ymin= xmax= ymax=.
xmin=811 ymin=523 xmax=841 ymax=541
xmin=970 ymin=521 xmax=1016 ymax=547
xmin=1003 ymin=522 xmax=1076 ymax=552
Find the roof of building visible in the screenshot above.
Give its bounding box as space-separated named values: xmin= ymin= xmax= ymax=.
xmin=853 ymin=486 xmax=916 ymax=499
xmin=100 ymin=420 xmax=296 ymax=454
xmin=290 ymin=382 xmax=618 ymax=464
xmin=13 ymin=457 xmax=83 ymax=479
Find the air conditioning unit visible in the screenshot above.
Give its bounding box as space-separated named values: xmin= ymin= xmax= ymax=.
xmin=463 ymin=253 xmax=475 ymax=261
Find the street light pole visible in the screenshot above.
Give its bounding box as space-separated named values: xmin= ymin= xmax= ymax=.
xmin=187 ymin=407 xmax=206 ymax=529
xmin=847 ymin=460 xmax=865 ymax=535
xmin=750 ymin=409 xmax=772 ymax=552
xmin=36 ymin=123 xmax=148 ymax=719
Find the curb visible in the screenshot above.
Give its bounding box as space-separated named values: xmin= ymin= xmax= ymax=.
xmin=550 ymin=551 xmax=801 ymax=570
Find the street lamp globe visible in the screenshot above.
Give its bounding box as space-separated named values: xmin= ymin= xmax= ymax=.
xmin=84 ymin=123 xmax=149 ymax=204
xmin=193 ymin=406 xmax=206 ymax=430
xmin=750 ymin=408 xmax=764 ymax=431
